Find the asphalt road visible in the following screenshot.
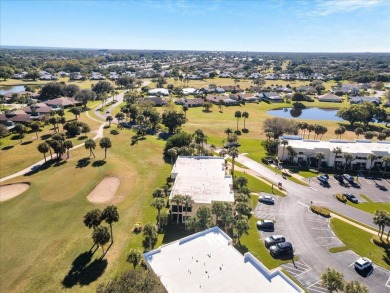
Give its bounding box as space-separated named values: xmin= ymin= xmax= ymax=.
xmin=237 ymin=154 xmax=389 ymax=292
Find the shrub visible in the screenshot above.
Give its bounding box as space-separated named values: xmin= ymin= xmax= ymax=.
xmin=110 ymin=129 xmax=120 ymax=135
xmin=336 ymin=193 xmax=347 ymax=203
xmin=310 ymin=205 xmax=331 ymax=218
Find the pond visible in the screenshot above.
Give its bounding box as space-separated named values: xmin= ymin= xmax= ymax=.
xmin=0 ymin=85 xmax=26 ymax=95
xmin=267 ymin=107 xmax=343 ymax=121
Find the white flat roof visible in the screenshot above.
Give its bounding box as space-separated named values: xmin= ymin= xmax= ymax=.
xmin=284 ymin=139 xmax=390 ymax=155
xmin=170 ymin=156 xmax=234 ymax=204
xmin=144 ymin=227 xmax=303 ymax=293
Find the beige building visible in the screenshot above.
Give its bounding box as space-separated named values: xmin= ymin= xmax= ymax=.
xmin=278 ymin=136 xmax=390 ymax=170
xmin=169 ymin=156 xmax=234 ymax=223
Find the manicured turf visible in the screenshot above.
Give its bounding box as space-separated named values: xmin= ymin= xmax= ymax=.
xmin=0 ymin=77 xmax=116 ymax=89
xmin=234 ymin=170 xmax=284 ymax=196
xmin=346 ymin=202 xmax=390 ymax=214
xmin=0 ymin=128 xmax=171 ymax=292
xmin=330 ymin=218 xmax=390 ymax=270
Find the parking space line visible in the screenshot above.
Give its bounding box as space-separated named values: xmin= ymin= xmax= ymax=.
xmin=349 ymin=261 xmax=356 ymax=267
xmin=316 ymin=236 xmax=337 ymax=239
xmin=307 ymin=281 xmax=328 ymax=293
xmin=385 ymin=180 xmax=390 ymax=187
xmin=310 ymin=228 xmax=332 ymax=230
xmin=386 ymin=276 xmax=390 ymax=288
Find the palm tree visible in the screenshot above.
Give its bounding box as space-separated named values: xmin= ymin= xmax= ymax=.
xmin=315 ymin=152 xmax=326 ymax=171
xmin=182 ymin=195 xmax=194 ymax=229
xmin=287 ymin=146 xmax=297 ymax=163
xmin=30 ymin=122 xmax=40 ymax=139
xmin=99 ymin=137 xmax=112 ymax=159
xmin=234 ymin=215 xmax=250 ymax=244
xmin=167 ymin=147 xmax=178 ymax=164
xmin=218 ymin=99 xmax=224 ymax=112
xmin=300 ymin=122 xmax=308 ymax=137
xmin=183 ymin=104 xmax=188 ymax=120
xmin=220 ymin=202 xmax=234 ymax=233
xmin=354 ymin=127 xmax=364 ymax=139
xmin=171 ymin=194 xmax=184 ymax=225
xmin=281 ymin=140 xmax=288 ymax=160
xmin=92 ymin=226 xmax=111 ymax=254
xmin=334 ymin=128 xmax=341 ymax=139
xmin=193 ymin=129 xmax=207 ymax=154
xmin=307 ymin=124 xmax=315 ymax=139
xmin=367 ymin=153 xmax=378 ymax=175
xmin=115 ymin=112 xmax=125 ymax=125
xmin=151 ymin=197 xmax=165 ymax=232
xmin=106 ymin=115 xmax=113 ymax=127
xmin=224 ymin=128 xmax=233 ymax=139
xmin=385 ymin=212 xmax=390 ymax=241
xmin=64 ymin=140 xmax=73 ymax=159
xmin=343 ymin=152 xmax=353 ymax=172
xmin=228 ymin=147 xmax=239 ymax=175
xmin=321 ymin=267 xmax=344 ymax=293
xmin=85 ymin=138 xmax=96 ymax=158
xmin=143 ymin=223 xmax=158 ymax=251
xmin=242 ymin=111 xmax=249 ymax=129
xmin=212 ymin=201 xmax=225 ymax=226
xmin=332 ymin=147 xmax=342 ymax=170
xmin=83 ymin=209 xmax=102 ymax=230
xmin=127 ymin=249 xmax=142 ymax=269
xmin=37 ymin=142 xmax=50 ymax=163
xmin=344 ymin=280 xmax=368 ymax=293
xmin=102 ymin=205 xmax=119 ymax=243
xmin=373 ymin=210 xmax=387 ymax=238
xmin=382 ymin=156 xmax=390 ymax=176
xmin=14 ymin=123 xmax=26 ymax=142
xmin=234 ymin=111 xmax=242 ymax=131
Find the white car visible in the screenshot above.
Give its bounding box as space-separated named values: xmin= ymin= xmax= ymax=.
xmin=354 ymin=257 xmax=372 ymax=271
xmin=259 ymin=195 xmax=275 ymax=204
xmin=343 ymin=174 xmax=354 ymax=182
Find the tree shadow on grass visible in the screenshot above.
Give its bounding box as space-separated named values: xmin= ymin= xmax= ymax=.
xmin=41 ymin=134 xmax=52 ymax=140
xmin=76 ymin=157 xmax=90 ymax=168
xmin=62 ymin=249 xmax=107 ymax=288
xmin=78 ymin=135 xmax=88 ymax=140
xmin=21 ymin=140 xmax=32 ymax=145
xmin=10 ymin=135 xmax=20 ymax=141
xmin=1 ymin=145 xmax=14 ymax=150
xmin=53 ymin=160 xmax=67 ymax=167
xmin=92 ymin=160 xmax=106 ymax=167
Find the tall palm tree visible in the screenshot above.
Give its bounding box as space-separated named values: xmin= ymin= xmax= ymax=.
xmin=344 ymin=280 xmax=368 ymax=293
xmin=115 ymin=112 xmax=125 ymax=124
xmin=106 ymin=115 xmax=113 ymax=127
xmin=30 ymin=122 xmax=40 ymax=139
xmin=385 ymin=212 xmax=390 ymax=242
xmin=182 ymin=195 xmax=194 ymax=229
xmin=373 ymin=210 xmax=387 ymax=238
xmin=228 ymin=147 xmax=239 ymax=175
xmin=37 ymin=142 xmax=50 ymax=163
xmin=220 ymin=202 xmax=234 ymax=233
xmin=212 ymin=201 xmax=225 ymax=226
xmin=281 ymin=140 xmax=288 ymax=160
xmin=234 ymin=110 xmax=242 ymax=131
xmin=224 ymin=128 xmax=233 ymax=139
xmin=382 ymin=156 xmax=390 ymax=176
xmin=83 ymin=209 xmax=102 ymax=230
xmin=171 ymin=194 xmax=184 ymax=225
xmin=102 ymin=205 xmax=120 ymax=243
xmin=234 ymin=215 xmax=250 ymax=244
xmin=343 ymin=152 xmax=353 ymax=172
xmin=64 ymin=140 xmax=73 ymax=159
xmin=85 ymin=138 xmax=96 ymax=158
xmin=367 ymin=153 xmax=378 ymax=175
xmin=151 ymin=197 xmax=165 ymax=232
xmin=287 ymin=146 xmax=297 ymax=163
xmin=315 ymin=152 xmax=326 ymax=171
xmin=354 ymin=127 xmax=364 ymax=139
xmin=300 ymin=122 xmax=308 ymax=137
xmin=332 ymin=147 xmax=342 ymax=170
xmin=99 ymin=137 xmax=112 ymax=160
xmin=143 ymin=223 xmax=158 ymax=251
xmin=193 ymin=129 xmax=207 ymax=155
xmin=242 ymin=111 xmax=249 ymax=129
xmin=127 ymin=249 xmax=142 ymax=269
xmin=307 ymin=124 xmax=315 ymax=139
xmin=321 ymin=267 xmax=344 ymax=293
xmin=92 ymin=226 xmax=111 ymax=254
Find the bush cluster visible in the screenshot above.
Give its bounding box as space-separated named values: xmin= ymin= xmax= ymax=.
xmin=310 ymin=205 xmax=331 ymax=218
xmin=336 ymin=193 xmax=347 ymax=203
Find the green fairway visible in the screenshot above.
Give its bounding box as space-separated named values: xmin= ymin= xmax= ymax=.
xmin=330 ymin=218 xmax=390 ymax=270
xmin=0 ymin=129 xmax=171 ymax=293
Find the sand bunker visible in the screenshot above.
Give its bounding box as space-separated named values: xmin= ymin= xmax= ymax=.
xmin=87 ymin=176 xmax=120 ymax=204
xmin=0 ymin=183 xmax=30 ymax=202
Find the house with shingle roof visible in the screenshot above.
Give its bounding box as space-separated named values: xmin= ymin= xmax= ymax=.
xmin=318 ymin=93 xmax=343 ymax=103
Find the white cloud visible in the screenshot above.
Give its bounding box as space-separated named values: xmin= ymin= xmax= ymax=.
xmin=309 ymin=0 xmax=386 ymax=16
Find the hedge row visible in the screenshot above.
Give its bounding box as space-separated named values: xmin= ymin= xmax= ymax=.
xmin=336 ymin=193 xmax=347 ymax=203
xmin=310 ymin=205 xmax=331 ymax=218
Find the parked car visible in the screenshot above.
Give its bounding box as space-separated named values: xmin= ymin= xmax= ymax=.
xmin=259 ymin=195 xmax=275 ymax=204
xmin=264 ymin=235 xmax=286 ymax=248
xmin=269 ymin=242 xmax=293 ymax=257
xmin=343 ymin=174 xmax=354 ymax=182
xmin=317 ymin=175 xmax=328 ymax=183
xmin=334 ymin=174 xmax=344 ymax=183
xmin=343 ymin=193 xmax=358 ymax=203
xmin=256 ymin=220 xmax=274 ymax=231
xmin=354 ymin=257 xmax=372 ymax=271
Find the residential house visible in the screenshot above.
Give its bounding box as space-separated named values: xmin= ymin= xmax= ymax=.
xmin=238 ymin=93 xmax=258 ymax=103
xmin=148 ymin=88 xmax=170 ymax=96
xmin=0 ymin=110 xmax=31 ymax=123
xmin=262 ymin=92 xmax=284 ymax=103
xmin=185 ymin=98 xmax=204 ymax=107
xmin=139 ymin=96 xmax=168 ymax=106
xmin=22 ymin=103 xmax=52 ymax=116
xmin=45 ymin=97 xmax=81 ymax=108
xmin=318 ymin=93 xmax=343 ymax=103
xmin=350 ymin=96 xmax=381 ymax=105
xmin=264 ymin=73 xmax=278 ymax=80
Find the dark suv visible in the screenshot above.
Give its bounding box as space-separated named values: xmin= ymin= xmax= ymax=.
xmin=269 ymin=242 xmax=293 ymax=257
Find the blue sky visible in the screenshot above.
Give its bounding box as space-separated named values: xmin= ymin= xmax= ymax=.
xmin=1 ymin=0 xmax=389 ymax=52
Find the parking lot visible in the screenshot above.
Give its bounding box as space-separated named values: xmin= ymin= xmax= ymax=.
xmin=308 ymin=175 xmax=390 ymax=203
xmin=253 ymin=193 xmax=281 ymax=221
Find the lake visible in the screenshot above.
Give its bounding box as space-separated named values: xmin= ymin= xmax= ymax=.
xmin=267 ymin=107 xmax=343 ymax=121
xmin=0 ymin=85 xmax=26 ymax=95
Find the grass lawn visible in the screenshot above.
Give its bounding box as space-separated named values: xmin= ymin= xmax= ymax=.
xmin=345 ymin=202 xmax=390 ymax=214
xmin=359 ymin=194 xmax=373 ymax=203
xmin=239 ymin=195 xmax=298 ymax=269
xmin=234 ymin=170 xmax=284 ymax=196
xmin=0 ymin=127 xmax=171 ymax=292
xmin=330 ymin=218 xmax=390 ymax=270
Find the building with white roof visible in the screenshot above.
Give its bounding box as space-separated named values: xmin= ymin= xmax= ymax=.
xmin=169 ymin=156 xmax=234 ymax=223
xmin=278 ymin=136 xmax=390 ymax=170
xmin=144 ymin=226 xmax=303 ymax=293
xmin=148 ymin=88 xmax=170 ymax=96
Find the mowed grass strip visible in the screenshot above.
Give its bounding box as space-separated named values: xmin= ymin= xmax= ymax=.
xmin=330 ymin=218 xmax=390 ymax=270
xmin=234 ymin=170 xmax=284 ymax=196
xmin=0 ymin=129 xmax=171 ymax=293
xmin=345 ymin=202 xmax=390 ymax=214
